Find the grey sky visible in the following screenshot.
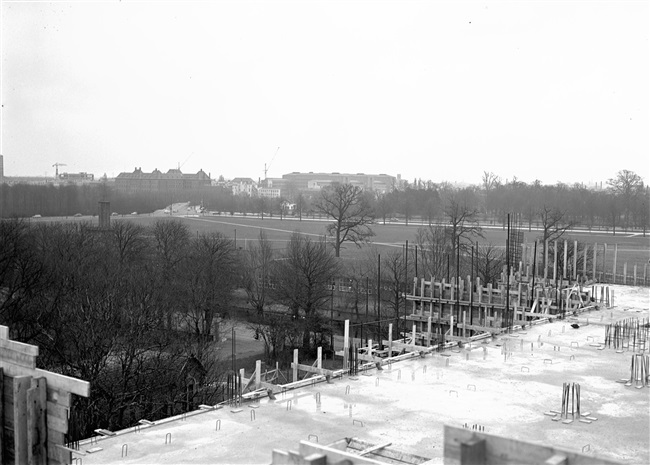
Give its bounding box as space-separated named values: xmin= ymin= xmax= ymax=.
xmin=1 ymin=0 xmax=648 ymax=186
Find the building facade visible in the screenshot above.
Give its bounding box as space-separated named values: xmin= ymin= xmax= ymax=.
xmin=281 ymin=172 xmax=396 ymax=193
xmin=115 ymin=167 xmax=211 ymax=191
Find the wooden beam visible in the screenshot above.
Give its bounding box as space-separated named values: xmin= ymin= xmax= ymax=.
xmin=13 ymin=375 xmax=30 ymax=465
xmin=27 ymin=377 xmax=47 ymax=465
xmin=0 ymin=348 xmax=37 ymax=370
xmin=0 ymin=369 xmax=4 ymax=465
xmin=0 ymin=361 xmax=89 ymax=397
xmin=359 ymin=441 xmax=392 ymax=456
xmin=0 ymin=339 xmax=39 ymax=357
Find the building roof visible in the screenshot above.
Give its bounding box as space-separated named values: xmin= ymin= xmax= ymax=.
xmin=76 ymin=285 xmax=649 ymax=465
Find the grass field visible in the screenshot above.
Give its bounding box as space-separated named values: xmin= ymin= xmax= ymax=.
xmin=30 ymin=212 xmax=650 ymax=282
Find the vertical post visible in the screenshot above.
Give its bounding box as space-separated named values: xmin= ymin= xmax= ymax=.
xmin=377 ymin=254 xmax=381 ymax=345
xmin=613 ymin=243 xmax=618 ymax=284
xmin=292 ymin=349 xmax=298 ymax=382
xmin=544 ymin=239 xmax=549 ymax=282
xmin=388 ymin=323 xmax=393 ymax=355
xmin=14 ymin=375 xmax=31 ymax=465
xmin=634 ymin=263 xmax=637 ymax=286
xmin=343 ymin=319 xmax=350 ymax=369
xmin=317 ymin=347 xmax=322 ymax=369
xmin=553 ymin=240 xmax=558 ymax=282
xmin=412 ymin=324 xmax=416 ymax=347
xmin=563 ymin=239 xmax=568 ymax=280
xmin=427 ymin=316 xmax=432 ymax=347
xmin=582 ymin=243 xmax=588 ymax=281
xmin=404 ymin=241 xmax=409 ymax=341
xmin=623 ymin=262 xmax=627 ymax=285
xmin=592 ymin=242 xmax=597 ymax=281
xmin=573 ymin=240 xmax=578 ymax=281
xmin=27 ymin=377 xmax=47 ymax=465
xmin=255 ymin=360 xmax=261 ymax=389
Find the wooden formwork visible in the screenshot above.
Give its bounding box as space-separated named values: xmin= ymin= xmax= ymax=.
xmin=0 ymin=325 xmax=90 ymax=464
xmin=406 ymin=276 xmax=597 ymax=344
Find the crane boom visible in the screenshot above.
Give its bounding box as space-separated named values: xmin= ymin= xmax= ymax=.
xmin=264 ymin=147 xmax=280 ymax=180
xmin=52 ymin=162 xmax=67 ymax=178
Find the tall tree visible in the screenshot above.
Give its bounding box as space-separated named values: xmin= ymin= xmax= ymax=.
xmin=242 ymin=230 xmax=274 ymax=314
xmin=271 ymin=234 xmax=339 ymax=351
xmin=315 ymin=183 xmax=375 ymax=257
xmin=607 ymin=169 xmax=645 ymax=229
xmin=538 ymin=206 xmax=574 ymax=273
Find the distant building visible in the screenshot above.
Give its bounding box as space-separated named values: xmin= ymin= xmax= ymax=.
xmin=282 ymin=172 xmax=396 ymax=193
xmin=258 ymin=187 xmax=281 ymax=198
xmin=59 ymin=172 xmax=94 ymax=183
xmin=230 ymin=177 xmax=257 ymax=196
xmin=115 ymin=167 xmax=211 ymax=191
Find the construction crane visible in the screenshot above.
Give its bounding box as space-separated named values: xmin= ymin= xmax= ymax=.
xmin=52 ymin=162 xmax=67 ymax=179
xmin=264 ymin=147 xmax=280 ymax=180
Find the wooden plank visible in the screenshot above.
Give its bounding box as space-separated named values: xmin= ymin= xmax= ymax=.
xmin=46 ymin=439 xmax=70 ymax=465
xmin=47 ymin=389 xmax=71 ymax=408
xmin=13 ymin=375 xmax=30 ymax=465
xmin=27 ymin=377 xmax=47 ymax=465
xmin=0 ymin=368 xmax=4 ymax=465
xmin=47 ymin=415 xmax=68 ymax=435
xmin=0 ymin=338 xmax=39 ymax=357
xmin=0 ymin=348 xmax=36 ymax=369
xmin=0 ymin=361 xmax=89 ymax=397
xmin=298 ymin=441 xmax=384 ymax=464
xmin=46 ymin=402 xmax=69 ymax=422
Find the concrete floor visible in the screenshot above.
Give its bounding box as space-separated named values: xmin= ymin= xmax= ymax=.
xmin=77 ymin=285 xmax=649 ymax=465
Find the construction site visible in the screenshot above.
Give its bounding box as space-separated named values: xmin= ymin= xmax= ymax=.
xmin=1 ymin=272 xmax=648 ymax=464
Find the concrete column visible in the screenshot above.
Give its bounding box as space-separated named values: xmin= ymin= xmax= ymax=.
xmin=412 ymin=324 xmax=416 ymax=346
xmin=592 ymin=242 xmax=597 ymax=281
xmin=317 ymin=347 xmax=322 ymax=369
xmin=388 ymin=323 xmax=393 ymax=354
xmin=293 ymin=349 xmax=298 ymax=382
xmin=255 ymin=360 xmax=261 ymax=389
xmin=427 ymin=316 xmax=432 ymax=347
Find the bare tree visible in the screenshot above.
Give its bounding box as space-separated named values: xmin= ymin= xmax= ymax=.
xmin=242 ymin=230 xmax=274 ymax=314
xmin=538 ymin=206 xmax=575 ymax=273
xmin=444 ymin=196 xmax=484 ymax=254
xmin=315 ymin=183 xmax=375 ymax=257
xmin=607 ymin=169 xmax=645 ymax=229
xmin=180 ymin=232 xmax=238 ymax=359
xmin=271 ymin=234 xmax=339 ymax=351
xmin=475 ymin=243 xmax=506 ymax=285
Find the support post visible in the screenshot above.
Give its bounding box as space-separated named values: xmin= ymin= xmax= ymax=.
xmin=293 ymin=349 xmax=298 ymax=382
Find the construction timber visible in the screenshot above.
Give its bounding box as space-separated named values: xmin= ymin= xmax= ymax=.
xmin=406 ymin=274 xmax=611 ymax=345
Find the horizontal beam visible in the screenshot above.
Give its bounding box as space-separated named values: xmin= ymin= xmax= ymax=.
xmin=0 ymin=360 xmax=90 ymax=397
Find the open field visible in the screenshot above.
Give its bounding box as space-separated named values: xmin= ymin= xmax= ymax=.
xmin=28 ymin=211 xmax=650 ymax=281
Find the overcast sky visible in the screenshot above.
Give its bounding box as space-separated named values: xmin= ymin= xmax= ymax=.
xmin=1 ymin=0 xmax=648 ymax=186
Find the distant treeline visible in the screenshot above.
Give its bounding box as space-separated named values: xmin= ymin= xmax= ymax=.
xmin=1 ymin=169 xmax=647 ymax=232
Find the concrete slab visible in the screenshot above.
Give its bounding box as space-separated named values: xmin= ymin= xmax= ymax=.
xmin=78 ymin=285 xmax=649 ymax=464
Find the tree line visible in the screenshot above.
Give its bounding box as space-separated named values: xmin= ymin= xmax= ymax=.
xmin=1 ymin=170 xmax=647 ymax=234
xmin=0 ymin=172 xmax=640 ymax=439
